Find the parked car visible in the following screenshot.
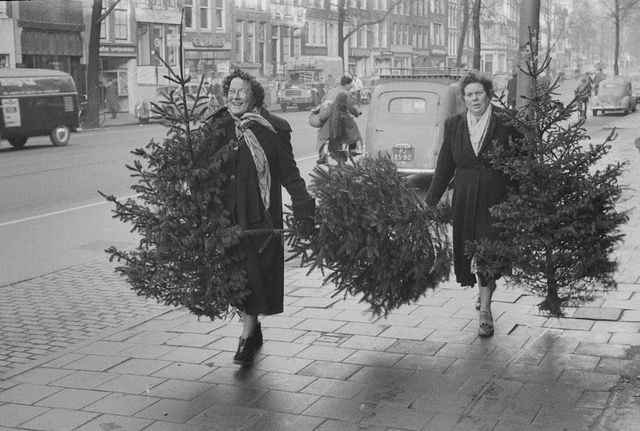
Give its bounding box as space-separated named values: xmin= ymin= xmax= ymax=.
xmin=626 ymin=72 xmax=640 ymax=103
xmin=134 ymin=83 xmax=210 ymax=124
xmin=0 ymin=68 xmax=79 ymax=148
xmin=590 ymin=77 xmax=637 ymax=116
xmin=364 ymin=67 xmax=467 ymax=190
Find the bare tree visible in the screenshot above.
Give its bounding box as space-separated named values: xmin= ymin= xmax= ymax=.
xmin=85 ymin=0 xmax=120 ymax=128
xmin=456 ymin=0 xmax=471 ymax=67
xmin=597 ymin=0 xmax=640 ymax=75
xmin=334 ymin=0 xmax=420 ymax=71
xmin=472 ymin=0 xmax=481 ymax=69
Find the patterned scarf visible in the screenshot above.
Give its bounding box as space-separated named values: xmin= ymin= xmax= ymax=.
xmin=230 ymin=109 xmax=276 ymax=211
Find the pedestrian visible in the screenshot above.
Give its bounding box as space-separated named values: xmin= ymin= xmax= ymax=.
xmin=351 ymin=72 xmax=363 ymax=104
xmin=315 ymin=75 xmax=361 ymax=163
xmin=425 ymin=71 xmax=521 ymax=337
xmin=316 ymin=91 xmax=362 ymax=164
xmin=593 ymin=66 xmax=606 ymax=96
xmin=105 ymin=78 xmax=119 ymax=119
xmin=507 ymin=71 xmax=517 ymax=109
xmin=208 ymin=68 xmax=315 ymax=365
xmin=574 ymin=74 xmax=592 ymax=119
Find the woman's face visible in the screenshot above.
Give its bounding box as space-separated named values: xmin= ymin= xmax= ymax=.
xmin=227 ymin=77 xmax=254 ymax=116
xmin=463 ymin=82 xmax=490 ymax=117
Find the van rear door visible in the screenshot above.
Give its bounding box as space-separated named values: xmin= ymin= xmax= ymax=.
xmin=367 ymin=89 xmax=440 ymax=175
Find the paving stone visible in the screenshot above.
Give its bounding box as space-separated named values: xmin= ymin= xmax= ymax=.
xmin=300 ymin=377 xmax=366 ymax=399
xmin=83 ymin=392 xmax=158 ymax=416
xmin=192 ymin=383 xmax=266 ymax=407
xmin=595 ymin=357 xmax=640 ymax=377
xmin=63 ymin=354 xmax=129 ymax=372
xmin=0 ymin=383 xmax=61 ymax=404
xmin=10 ymin=367 xmax=75 ymax=385
xmin=198 ymin=366 xmax=265 ymax=386
xmin=574 ymin=342 xmax=629 ymax=358
xmin=314 ymin=419 xmax=389 ymax=431
xmin=576 ymin=390 xmax=613 ymax=409
xmin=94 ymin=374 xmax=166 ymax=395
xmin=539 ymin=352 xmax=601 ymax=371
xmin=108 ymin=358 xmax=172 ymax=375
xmin=156 ymin=346 xmax=217 ymax=364
xmin=35 ymin=387 xmax=109 ymax=409
xmin=257 ymin=340 xmax=308 ymax=357
xmin=620 ymin=309 xmax=640 ymax=321
xmin=165 ymin=333 xmax=219 ymax=348
xmin=134 ymin=398 xmax=210 ymax=423
xmin=343 ymin=350 xmax=404 ymax=367
xmin=141 ymin=421 xmax=210 ymax=431
xmin=295 ymin=345 xmax=355 ymax=362
xmin=531 ymin=405 xmax=601 ymax=429
xmin=571 ymin=307 xmax=623 ymax=321
xmin=249 ymin=371 xmax=316 ymax=392
xmin=302 ymin=396 xmax=373 ymax=422
xmin=243 ymin=410 xmax=325 ymax=431
xmin=297 ymin=360 xmax=362 ymax=380
xmin=339 ymin=335 xmax=397 ymax=351
xmin=50 ymin=370 xmax=119 ymax=389
xmin=335 ymin=322 xmax=387 ymax=336
xmin=75 ymin=414 xmax=153 ymax=431
xmin=558 ymin=369 xmax=621 ymax=391
xmin=249 ymin=389 xmax=319 ymax=414
xmin=116 ymin=343 xmax=177 ymax=359
xmin=20 ymin=408 xmax=98 ymax=431
xmin=144 ymin=379 xmax=212 ymax=401
xmin=151 ymin=362 xmax=214 ymax=381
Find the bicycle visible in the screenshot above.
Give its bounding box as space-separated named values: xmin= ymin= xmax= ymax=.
xmin=78 ymin=96 xmax=106 ymax=129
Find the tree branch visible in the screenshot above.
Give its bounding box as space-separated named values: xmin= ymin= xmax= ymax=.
xmin=97 ymin=0 xmax=121 ymax=24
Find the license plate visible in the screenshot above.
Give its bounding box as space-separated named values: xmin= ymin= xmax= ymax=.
xmin=392 ymin=145 xmax=414 ymax=162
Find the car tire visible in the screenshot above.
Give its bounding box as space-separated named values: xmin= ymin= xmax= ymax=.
xmin=8 ymin=137 xmax=27 ymax=149
xmin=50 ymin=125 xmax=70 ymax=146
xmin=280 ymin=103 xmax=287 ymax=112
xmin=592 ymin=109 xmax=598 ymax=116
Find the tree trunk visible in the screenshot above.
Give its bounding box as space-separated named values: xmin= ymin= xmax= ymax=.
xmin=614 ymin=0 xmax=620 ymax=76
xmin=472 ymin=0 xmax=481 ymax=70
xmin=456 ymin=0 xmax=470 ymax=67
xmin=337 ymin=0 xmax=346 ymax=72
xmin=516 ymin=0 xmax=540 ymax=109
xmin=85 ymin=0 xmax=103 ymax=129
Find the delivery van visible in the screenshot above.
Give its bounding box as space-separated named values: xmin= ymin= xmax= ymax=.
xmin=0 ymin=68 xmax=80 ymax=148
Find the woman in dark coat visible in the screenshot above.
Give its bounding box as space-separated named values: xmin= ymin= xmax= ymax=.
xmin=425 ymin=71 xmax=520 ymax=337
xmin=210 ymin=69 xmax=314 ymax=365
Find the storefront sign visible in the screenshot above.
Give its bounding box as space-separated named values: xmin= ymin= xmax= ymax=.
xmin=100 ymin=45 xmax=137 ymax=56
xmin=192 ymin=37 xmax=226 ymax=48
xmin=270 ymin=3 xmax=306 ymax=27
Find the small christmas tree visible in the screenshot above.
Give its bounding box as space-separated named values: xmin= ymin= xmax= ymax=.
xmin=101 ymin=40 xmax=250 ymax=320
xmin=285 ymin=156 xmax=452 ymax=316
xmin=472 ymin=35 xmax=629 ymax=317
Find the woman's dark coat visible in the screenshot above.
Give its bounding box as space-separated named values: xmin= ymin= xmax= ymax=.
xmin=425 ymin=108 xmax=519 ymax=287
xmin=210 ymin=107 xmax=313 ymax=315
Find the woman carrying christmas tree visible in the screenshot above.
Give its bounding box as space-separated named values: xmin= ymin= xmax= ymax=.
xmin=425 ymin=71 xmax=521 ymax=337
xmin=209 ymin=68 xmax=315 ymax=365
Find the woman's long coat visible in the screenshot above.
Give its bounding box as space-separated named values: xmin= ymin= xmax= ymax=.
xmin=425 ymin=108 xmax=519 ymax=287
xmin=209 ymin=107 xmax=314 ymax=315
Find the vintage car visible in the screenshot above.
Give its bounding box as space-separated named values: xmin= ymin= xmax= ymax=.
xmin=590 ymin=77 xmax=637 ymax=116
xmin=626 ymin=72 xmax=640 ymax=103
xmin=134 ymin=83 xmax=210 ymax=124
xmin=364 ymin=67 xmax=467 ymax=190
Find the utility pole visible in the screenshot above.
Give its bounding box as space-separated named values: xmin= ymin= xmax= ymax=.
xmin=516 ymin=0 xmax=541 ymax=109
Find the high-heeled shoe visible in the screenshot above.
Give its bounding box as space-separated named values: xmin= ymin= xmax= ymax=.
xmin=478 ymin=310 xmax=494 ymax=337
xmin=233 ymin=337 xmax=257 ymax=365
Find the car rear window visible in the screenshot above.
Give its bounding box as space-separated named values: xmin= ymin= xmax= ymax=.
xmin=388 ymin=97 xmax=427 ymax=114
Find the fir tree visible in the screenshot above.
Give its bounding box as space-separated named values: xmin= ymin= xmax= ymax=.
xmin=472 ymin=35 xmax=629 ymax=317
xmin=285 ymin=156 xmax=452 ymax=316
xmin=101 ymin=45 xmax=250 ymax=320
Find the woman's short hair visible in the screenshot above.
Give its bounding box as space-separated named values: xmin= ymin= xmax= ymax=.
xmin=340 ymin=75 xmax=353 ymax=86
xmin=221 ymin=68 xmax=265 ymax=108
xmin=458 ymin=71 xmax=493 ymax=98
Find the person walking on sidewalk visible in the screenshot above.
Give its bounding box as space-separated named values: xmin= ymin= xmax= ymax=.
xmin=210 ymin=68 xmax=315 ymax=365
xmin=315 ymin=91 xmax=362 ymax=164
xmin=105 ymin=78 xmax=119 ymax=119
xmin=425 ymin=71 xmax=521 ymax=337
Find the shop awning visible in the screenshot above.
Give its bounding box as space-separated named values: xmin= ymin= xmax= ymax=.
xmin=21 ymin=30 xmax=83 ymax=56
xmin=134 ymin=7 xmax=181 ymax=24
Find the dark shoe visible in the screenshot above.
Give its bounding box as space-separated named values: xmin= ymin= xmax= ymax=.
xmin=478 ymin=310 xmax=494 ymax=337
xmin=233 ymin=337 xmax=256 ymax=365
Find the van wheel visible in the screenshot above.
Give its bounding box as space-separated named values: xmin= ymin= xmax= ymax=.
xmin=50 ymin=125 xmax=70 ymax=146
xmin=9 ymin=137 xmax=28 ymax=148
xmin=280 ymin=104 xmax=287 ymax=112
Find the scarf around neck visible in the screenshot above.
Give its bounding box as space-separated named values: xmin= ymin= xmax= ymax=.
xmin=229 ymin=109 xmax=276 ymax=211
xmin=466 ymin=103 xmax=492 ymax=156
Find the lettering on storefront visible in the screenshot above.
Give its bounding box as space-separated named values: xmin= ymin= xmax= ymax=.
xmin=142 ymin=0 xmax=178 ymax=9
xmin=100 ymin=45 xmax=137 ymax=56
xmin=192 ymin=38 xmax=226 ymax=48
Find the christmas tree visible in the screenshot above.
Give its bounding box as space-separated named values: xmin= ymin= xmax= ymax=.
xmin=472 ymin=35 xmax=629 ymax=317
